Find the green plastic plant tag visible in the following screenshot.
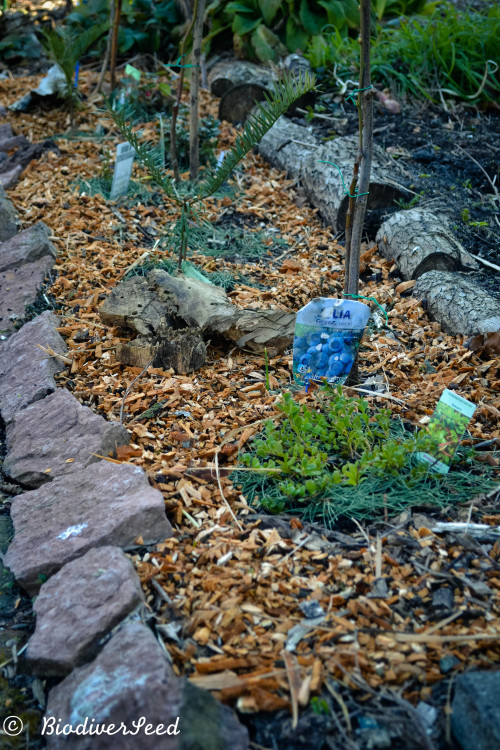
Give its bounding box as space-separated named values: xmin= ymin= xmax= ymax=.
xmin=293 ymin=297 xmax=370 ymax=386
xmin=180 ymin=261 xmax=214 ymax=284
xmin=124 ymin=64 xmax=141 ymax=82
xmin=110 ymin=142 xmax=135 ymax=199
xmin=416 ymin=389 xmax=476 ymax=474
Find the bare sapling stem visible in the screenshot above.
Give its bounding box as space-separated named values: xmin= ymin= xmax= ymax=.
xmin=344 ymin=0 xmax=373 ymax=385
xmin=170 ymin=0 xmax=198 ymax=182
xmin=345 ymin=0 xmax=373 ymax=297
xmin=189 ymin=0 xmax=205 ymax=181
xmin=109 ymin=0 xmax=122 ymax=91
xmin=95 ymin=0 xmax=114 ymax=94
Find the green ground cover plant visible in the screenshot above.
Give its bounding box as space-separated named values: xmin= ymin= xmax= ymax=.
xmin=305 ymin=2 xmax=500 ymax=104
xmin=236 ymin=386 xmax=497 ymax=527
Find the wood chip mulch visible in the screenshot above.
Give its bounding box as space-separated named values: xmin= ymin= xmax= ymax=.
xmin=1 ymin=67 xmax=499 ymax=717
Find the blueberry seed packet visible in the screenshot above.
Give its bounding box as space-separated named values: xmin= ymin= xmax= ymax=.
xmin=293 ymin=298 xmax=371 ymax=387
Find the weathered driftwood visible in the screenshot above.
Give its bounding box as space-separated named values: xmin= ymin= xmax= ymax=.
xmin=259 ymin=124 xmax=410 ymax=231
xmin=376 ymin=209 xmax=478 ymax=280
xmin=148 ymin=270 xmax=236 ymax=330
xmin=414 ymin=271 xmax=500 ymax=336
xmin=99 ymin=271 xmax=295 ymax=369
xmin=99 ymin=275 xmax=175 ymax=336
xmin=208 ymin=60 xmax=278 ymax=97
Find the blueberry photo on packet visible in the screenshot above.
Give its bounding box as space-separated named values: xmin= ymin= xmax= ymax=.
xmin=293 ymin=298 xmax=371 ymax=386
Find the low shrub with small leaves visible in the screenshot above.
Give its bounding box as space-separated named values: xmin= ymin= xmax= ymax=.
xmin=236 ymin=386 xmax=497 ymax=527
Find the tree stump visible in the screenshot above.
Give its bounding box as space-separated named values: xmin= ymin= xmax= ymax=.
xmin=376 ymin=209 xmax=478 ymax=279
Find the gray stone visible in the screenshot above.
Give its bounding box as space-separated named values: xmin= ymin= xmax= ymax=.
xmin=440 ymin=654 xmax=461 ymax=674
xmin=0 ymin=124 xmax=13 ymax=139
xmin=0 ymin=134 xmax=29 ymax=152
xmin=4 ymin=461 xmax=172 ymax=595
xmin=0 ymin=255 xmax=55 ymax=335
xmin=0 ymin=182 xmax=18 ymax=241
xmin=451 ymin=671 xmax=500 ymax=750
xmin=0 ymin=164 xmax=23 ymax=189
xmin=0 ymin=310 xmax=68 ymax=425
xmin=4 ymin=388 xmax=130 ymax=488
xmin=432 ymin=587 xmax=454 ymax=611
xmin=45 ymin=622 xmax=249 ymax=750
xmin=0 ymin=221 xmax=56 ymax=273
xmin=27 ymin=546 xmax=144 ymax=676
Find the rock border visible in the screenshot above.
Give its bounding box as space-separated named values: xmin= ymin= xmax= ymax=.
xmin=0 ymin=201 xmax=249 ymax=747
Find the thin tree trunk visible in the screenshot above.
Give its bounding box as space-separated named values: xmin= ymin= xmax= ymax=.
xmin=345 ymin=0 xmax=373 ymax=296
xmin=189 ymin=0 xmax=205 ymax=181
xmin=344 ymin=0 xmax=373 ymax=385
xmin=109 ymin=0 xmax=123 ymax=91
xmin=95 ymin=0 xmax=114 ymax=94
xmin=170 ymin=0 xmax=198 ymax=182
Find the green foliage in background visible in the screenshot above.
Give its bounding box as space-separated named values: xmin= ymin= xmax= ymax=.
xmin=207 ymin=0 xmax=431 ymax=62
xmin=305 ymin=2 xmax=500 ymax=104
xmin=222 ymin=0 xmax=359 ymax=61
xmin=65 ymin=0 xmax=180 ymax=58
xmin=236 ymin=386 xmax=497 ymax=527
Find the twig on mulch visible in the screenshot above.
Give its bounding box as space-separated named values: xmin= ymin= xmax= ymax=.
xmin=36 ymin=343 xmax=73 ymax=365
xmin=120 ymin=359 xmax=154 ymax=424
xmin=455 ymin=144 xmax=499 ymax=198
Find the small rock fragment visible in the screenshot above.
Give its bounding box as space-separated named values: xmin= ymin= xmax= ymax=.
xmin=432 ymin=587 xmax=454 ymax=611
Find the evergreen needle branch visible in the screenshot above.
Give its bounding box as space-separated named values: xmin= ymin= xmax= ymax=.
xmin=196 ymin=72 xmax=316 ymax=200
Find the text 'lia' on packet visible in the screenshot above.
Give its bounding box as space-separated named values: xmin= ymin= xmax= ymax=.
xmin=293 ymin=297 xmax=371 ymax=387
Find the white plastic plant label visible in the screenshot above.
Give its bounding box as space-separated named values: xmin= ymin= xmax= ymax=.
xmin=110 ymin=142 xmax=135 ymax=199
xmin=293 ymin=297 xmax=370 ymax=387
xmin=416 ymin=388 xmax=476 ymax=474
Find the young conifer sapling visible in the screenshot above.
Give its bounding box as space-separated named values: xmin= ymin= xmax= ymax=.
xmin=107 ymin=72 xmax=316 ymax=268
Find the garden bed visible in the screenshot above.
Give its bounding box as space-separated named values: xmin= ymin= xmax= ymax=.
xmin=0 ymin=55 xmax=499 ymax=750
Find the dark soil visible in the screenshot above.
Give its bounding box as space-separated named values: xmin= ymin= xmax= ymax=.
xmin=296 ymin=99 xmax=500 ymax=299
